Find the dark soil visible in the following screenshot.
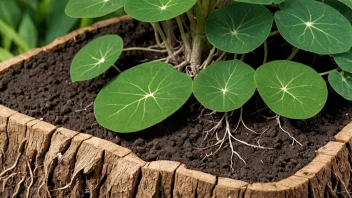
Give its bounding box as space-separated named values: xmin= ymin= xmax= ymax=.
xmin=0 ymin=19 xmax=351 ymax=183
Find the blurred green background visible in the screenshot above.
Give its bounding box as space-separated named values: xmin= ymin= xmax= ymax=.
xmin=0 ymin=0 xmax=125 ymax=62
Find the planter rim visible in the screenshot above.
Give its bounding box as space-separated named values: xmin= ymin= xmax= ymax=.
xmin=0 ymin=15 xmax=351 ymax=197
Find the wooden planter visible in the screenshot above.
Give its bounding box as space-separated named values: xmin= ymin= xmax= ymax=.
xmin=0 ymin=16 xmax=351 ymax=198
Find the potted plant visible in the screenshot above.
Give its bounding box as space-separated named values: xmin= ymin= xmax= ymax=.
xmin=66 ymin=0 xmax=352 ymax=164
xmin=0 ymin=0 xmax=352 ymax=197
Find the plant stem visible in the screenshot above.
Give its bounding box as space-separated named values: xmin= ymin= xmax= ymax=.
xmin=190 ymin=0 xmax=210 ymax=73
xmin=209 ymin=0 xmax=217 ymax=10
xmin=263 ymin=41 xmax=268 ymax=64
xmin=234 ymin=54 xmax=238 ymax=60
xmin=240 ymin=54 xmax=246 ymax=62
xmin=161 ymin=20 xmax=175 ymax=47
xmin=215 ymin=51 xmax=226 ymax=63
xmin=287 ymin=47 xmax=299 ymax=61
xmin=203 ymin=46 xmax=216 ymax=68
xmin=123 ymin=47 xmax=168 ymax=53
xmin=176 ymin=16 xmax=192 ymax=59
xmin=319 ymin=68 xmax=340 ymax=76
xmin=269 ymin=30 xmax=280 ymax=37
xmin=112 ymin=65 xmax=122 ymax=73
xmin=153 ymin=22 xmax=173 ymax=56
xmin=186 ymin=10 xmax=196 ymax=28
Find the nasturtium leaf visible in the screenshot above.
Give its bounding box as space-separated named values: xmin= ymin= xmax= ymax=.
xmin=65 ymin=0 xmax=125 ymax=18
xmin=124 ymin=0 xmax=197 ymax=22
xmin=70 ymin=35 xmax=123 ymax=82
xmin=255 ymin=60 xmax=328 ymax=119
xmin=235 ymin=0 xmax=285 ymax=4
xmin=235 ymin=0 xmax=272 ymax=4
xmin=322 ymin=0 xmax=352 ymax=23
xmin=205 ymin=3 xmax=273 ymax=54
xmin=329 ymin=70 xmax=352 ymax=100
xmin=275 ymin=0 xmax=352 ymax=54
xmin=94 ymin=62 xmax=193 ymax=132
xmin=193 ymin=60 xmax=256 ymax=112
xmin=338 ymin=0 xmax=352 ymax=9
xmin=334 ymin=49 xmax=352 ymax=72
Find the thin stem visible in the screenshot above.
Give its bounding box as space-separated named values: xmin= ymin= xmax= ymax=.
xmin=203 ymin=46 xmax=216 ymax=68
xmin=153 ymin=22 xmax=173 ymax=56
xmin=215 ymin=51 xmax=226 ymax=63
xmin=152 ymin=24 xmax=162 ymax=46
xmin=287 ymin=47 xmax=299 ymax=61
xmin=263 ymin=40 xmax=268 ymax=64
xmin=123 ymin=47 xmax=168 ymax=53
xmin=197 ymin=0 xmax=202 ymax=7
xmin=180 ymin=14 xmax=190 ymax=32
xmin=319 ymin=68 xmax=340 ymax=76
xmin=240 ymin=54 xmax=246 ymax=62
xmin=269 ymin=30 xmax=280 ymax=37
xmin=176 ymin=16 xmax=191 ymax=55
xmin=209 ymin=0 xmax=217 ymax=10
xmin=186 ymin=10 xmax=196 ymax=28
xmin=112 ymin=65 xmax=122 ymax=73
xmin=234 ymin=53 xmax=238 ymax=60
xmin=161 ymin=20 xmax=175 ymax=47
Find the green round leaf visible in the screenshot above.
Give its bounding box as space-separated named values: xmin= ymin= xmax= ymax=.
xmin=235 ymin=0 xmax=284 ymax=4
xmin=236 ymin=0 xmax=284 ymax=4
xmin=322 ymin=0 xmax=352 ymax=23
xmin=338 ymin=0 xmax=352 ymax=9
xmin=334 ymin=49 xmax=352 ymax=72
xmin=94 ymin=62 xmax=193 ymax=132
xmin=205 ymin=3 xmax=273 ymax=54
xmin=70 ymin=35 xmax=123 ymax=82
xmin=193 ymin=60 xmax=256 ymax=112
xmin=328 ymin=70 xmax=352 ymax=100
xmin=124 ymin=0 xmax=197 ymax=22
xmin=255 ymin=60 xmax=328 ymax=119
xmin=235 ymin=0 xmax=273 ymax=4
xmin=275 ymin=0 xmax=352 ymax=54
xmin=65 ymin=0 xmax=125 ymax=18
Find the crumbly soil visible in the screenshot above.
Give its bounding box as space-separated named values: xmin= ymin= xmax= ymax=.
xmin=0 ymin=20 xmax=351 ymax=183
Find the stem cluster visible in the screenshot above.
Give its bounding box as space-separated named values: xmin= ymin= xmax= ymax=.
xmin=150 ymin=0 xmax=223 ymax=76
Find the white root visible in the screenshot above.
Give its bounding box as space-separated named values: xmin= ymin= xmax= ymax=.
xmin=276 ymin=116 xmax=303 ymax=146
xmin=38 ymin=180 xmax=51 ymax=198
xmin=202 ymin=114 xmax=225 ymax=142
xmin=75 ymin=102 xmax=94 ymax=113
xmin=199 ymin=110 xmax=272 ymax=169
xmin=25 ymin=162 xmax=33 ymax=198
xmin=0 ymin=152 xmax=21 ymax=178
xmin=0 ymin=140 xmax=26 ymax=178
xmin=1 ymin=173 xmax=16 ymax=192
xmin=256 ymin=127 xmax=270 ymax=147
xmin=52 ymin=169 xmax=80 ymax=192
xmin=122 ymin=47 xmax=168 ymax=53
xmin=52 ymin=181 xmax=72 ymax=191
xmin=12 ymin=176 xmax=25 ymax=198
xmin=1 ymin=149 xmax=5 ymax=168
xmin=174 ymin=61 xmax=189 ymax=71
xmin=152 ymin=45 xmax=184 ymax=63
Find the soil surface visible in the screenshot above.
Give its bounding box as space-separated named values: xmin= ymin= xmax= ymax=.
xmin=0 ymin=19 xmax=351 ymax=183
